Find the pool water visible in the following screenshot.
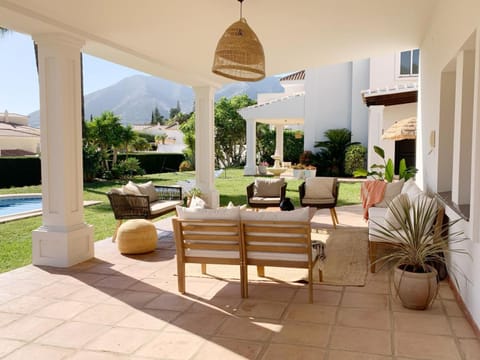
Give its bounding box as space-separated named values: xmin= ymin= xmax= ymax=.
xmin=0 ymin=197 xmax=42 ymax=217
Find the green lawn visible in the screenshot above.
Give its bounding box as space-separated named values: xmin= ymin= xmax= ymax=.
xmin=0 ymin=169 xmax=361 ymax=273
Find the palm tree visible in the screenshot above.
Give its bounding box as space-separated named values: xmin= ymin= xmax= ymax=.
xmin=313 ymin=128 xmax=359 ymax=176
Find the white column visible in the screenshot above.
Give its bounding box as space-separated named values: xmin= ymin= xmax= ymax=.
xmin=274 ymin=124 xmax=284 ymax=163
xmin=452 ymin=50 xmax=474 ymax=205
xmin=244 ymin=118 xmax=257 ymax=175
xmin=32 ymin=33 xmax=93 ymax=267
xmin=367 ymin=105 xmax=385 ymax=171
xmin=193 ymin=86 xmax=219 ymax=208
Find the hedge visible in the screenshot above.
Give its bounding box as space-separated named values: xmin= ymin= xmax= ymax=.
xmin=0 ymin=157 xmax=41 ymax=188
xmin=117 ymin=153 xmax=185 ymax=174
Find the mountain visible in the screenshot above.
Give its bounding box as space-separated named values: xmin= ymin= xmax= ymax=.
xmin=28 ymin=75 xmax=284 ymax=127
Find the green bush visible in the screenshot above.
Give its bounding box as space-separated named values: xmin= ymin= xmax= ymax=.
xmin=179 ymin=160 xmax=193 ymax=172
xmin=0 ymin=157 xmax=41 ymax=188
xmin=117 ymin=153 xmax=184 ymax=174
xmin=344 ymin=144 xmax=367 ymax=176
xmin=112 ymin=158 xmax=145 ymax=179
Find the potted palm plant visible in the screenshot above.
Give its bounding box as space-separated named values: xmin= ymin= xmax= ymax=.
xmin=371 ymin=194 xmax=467 ymax=310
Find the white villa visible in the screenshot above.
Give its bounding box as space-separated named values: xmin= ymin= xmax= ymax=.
xmin=240 ymin=51 xmax=419 ymax=175
xmin=0 ymin=110 xmax=40 ymax=156
xmin=1 ymin=0 xmax=480 ymax=347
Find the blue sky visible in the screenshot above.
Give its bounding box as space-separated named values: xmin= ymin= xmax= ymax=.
xmin=0 ymin=31 xmax=146 ymax=115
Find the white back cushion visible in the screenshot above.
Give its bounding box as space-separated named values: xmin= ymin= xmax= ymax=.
xmin=176 ymin=206 xmax=240 ymax=220
xmin=376 ymin=179 xmax=404 ymax=208
xmin=304 ymin=177 xmax=334 ymax=198
xmin=401 ymin=179 xmax=423 ymax=202
xmin=253 ymin=178 xmax=285 ymax=197
xmin=137 ymin=181 xmax=159 ymax=202
xmin=240 ymin=207 xmax=310 ymax=222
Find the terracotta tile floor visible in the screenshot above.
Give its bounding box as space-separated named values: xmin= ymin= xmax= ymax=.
xmin=0 ymin=205 xmax=478 ymax=359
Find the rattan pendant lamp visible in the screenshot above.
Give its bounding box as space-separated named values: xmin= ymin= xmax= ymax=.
xmin=212 ymin=0 xmax=265 ymax=82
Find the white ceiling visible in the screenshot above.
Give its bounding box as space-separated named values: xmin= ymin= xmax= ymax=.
xmin=0 ymin=0 xmax=438 ymax=87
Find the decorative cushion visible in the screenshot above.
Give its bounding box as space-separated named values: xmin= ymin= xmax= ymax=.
xmin=410 ymin=194 xmax=438 ymax=231
xmin=123 ymin=181 xmax=142 ymax=196
xmin=304 ymin=177 xmax=334 ymax=199
xmin=189 ymin=195 xmax=206 ymax=209
xmin=116 ymin=219 xmax=157 ymax=254
xmin=401 ymin=179 xmax=423 ymax=202
xmin=176 ymin=206 xmax=240 ymax=220
xmin=376 ymin=179 xmax=404 ymax=208
xmin=253 ymin=178 xmax=285 ymax=197
xmin=240 ymin=207 xmax=310 ymax=222
xmin=137 ymin=181 xmax=159 ymax=202
xmin=384 ymin=193 xmax=411 ymax=230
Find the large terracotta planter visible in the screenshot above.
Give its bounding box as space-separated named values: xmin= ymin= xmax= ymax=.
xmin=393 ymin=265 xmax=438 ymax=310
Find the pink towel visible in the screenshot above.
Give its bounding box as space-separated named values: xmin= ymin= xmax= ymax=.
xmin=361 ymin=180 xmax=386 ymax=220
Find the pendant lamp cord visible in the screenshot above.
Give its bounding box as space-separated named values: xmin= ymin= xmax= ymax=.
xmin=239 ymin=0 xmax=244 ymax=19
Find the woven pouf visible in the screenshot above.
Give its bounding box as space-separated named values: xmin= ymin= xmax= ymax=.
xmin=116 ymin=219 xmax=157 ymax=254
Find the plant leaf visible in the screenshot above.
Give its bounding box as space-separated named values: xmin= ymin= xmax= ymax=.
xmin=399 ymin=159 xmax=407 ymax=179
xmin=385 ymin=158 xmax=394 ymax=182
xmin=374 ymin=145 xmax=385 ymax=159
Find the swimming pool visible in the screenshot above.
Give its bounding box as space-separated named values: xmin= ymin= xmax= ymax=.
xmin=0 ymin=194 xmax=42 ymax=222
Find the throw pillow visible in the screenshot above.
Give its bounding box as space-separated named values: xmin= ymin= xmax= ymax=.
xmin=304 ymin=177 xmax=334 ymax=199
xmin=253 ymin=178 xmax=285 ymax=197
xmin=122 ymin=181 xmax=142 ymax=196
xmin=109 ymin=187 xmax=124 ymax=195
xmin=376 ymin=179 xmax=405 ymax=208
xmin=410 ymin=194 xmax=438 ymax=231
xmin=401 ymin=178 xmax=423 ymax=202
xmin=189 ymin=195 xmax=206 ymax=209
xmin=137 ymin=181 xmax=159 ymax=203
xmin=384 ymin=193 xmax=410 ymax=230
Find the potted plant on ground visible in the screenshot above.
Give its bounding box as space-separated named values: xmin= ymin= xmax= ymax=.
xmin=257 ymin=161 xmax=269 ymax=175
xmin=292 ymin=164 xmax=305 ymax=179
xmin=371 ymin=194 xmax=468 ymax=310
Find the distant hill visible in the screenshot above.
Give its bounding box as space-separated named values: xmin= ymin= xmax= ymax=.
xmin=28 ymin=75 xmax=284 ymax=127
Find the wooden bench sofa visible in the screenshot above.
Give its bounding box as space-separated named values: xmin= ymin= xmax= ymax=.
xmin=173 ymin=206 xmax=321 ymax=303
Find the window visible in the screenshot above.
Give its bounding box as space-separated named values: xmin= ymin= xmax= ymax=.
xmin=399 ymin=49 xmax=419 ymax=76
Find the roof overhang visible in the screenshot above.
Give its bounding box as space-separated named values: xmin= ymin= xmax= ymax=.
xmin=0 ymin=0 xmax=438 ymax=87
xmin=238 ymin=93 xmax=305 ymax=125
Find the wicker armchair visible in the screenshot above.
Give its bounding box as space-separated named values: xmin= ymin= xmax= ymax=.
xmin=299 ymin=177 xmax=339 ymax=228
xmin=246 ymin=178 xmax=286 ymax=209
xmin=107 ymin=185 xmax=183 ymax=241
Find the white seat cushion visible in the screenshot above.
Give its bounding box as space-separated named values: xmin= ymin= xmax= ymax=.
xmin=150 ymin=200 xmax=182 ymax=216
xmin=302 ymin=196 xmax=335 ymax=204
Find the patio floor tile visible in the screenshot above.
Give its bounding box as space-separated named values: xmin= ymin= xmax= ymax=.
xmin=34 ymin=321 xmax=109 ymax=348
xmin=0 ymin=316 xmax=62 ymax=341
xmin=2 ymin=343 xmax=74 ymax=359
xmin=284 ymin=303 xmax=337 ymax=324
xmin=134 ymin=331 xmax=205 ymax=359
xmin=193 ymin=337 xmax=264 ymax=359
xmin=85 ymin=327 xmax=158 ymax=354
xmin=336 ymin=308 xmax=391 ymax=330
xmin=394 ymin=331 xmax=461 ymax=360
xmin=393 ymin=312 xmax=451 ymax=335
xmin=262 ymin=343 xmax=326 ymax=360
xmin=236 ymin=299 xmax=288 ymax=320
xmin=327 ymin=350 xmax=393 ymax=360
xmin=329 ymin=326 xmax=392 ymax=355
xmin=72 ymin=303 xmax=133 ymax=325
xmin=0 ymin=338 xmax=25 ymax=357
xmin=271 ymin=321 xmax=331 ymax=347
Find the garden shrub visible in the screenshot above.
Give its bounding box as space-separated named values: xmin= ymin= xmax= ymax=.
xmin=345 ymin=144 xmax=367 ymax=176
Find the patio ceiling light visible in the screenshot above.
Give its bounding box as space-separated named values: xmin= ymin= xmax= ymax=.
xmin=212 ymin=0 xmax=265 ymax=82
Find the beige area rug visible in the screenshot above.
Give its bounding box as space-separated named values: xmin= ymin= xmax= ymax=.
xmin=182 ymin=227 xmax=369 ymax=287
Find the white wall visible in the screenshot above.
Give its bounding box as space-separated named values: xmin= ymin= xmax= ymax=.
xmin=351 ymin=59 xmax=370 ymax=146
xmin=421 ymin=0 xmax=480 ymax=329
xmin=370 ymin=53 xmax=418 ymax=89
xmin=304 ymin=62 xmax=369 ymax=150
xmin=0 ymin=136 xmax=40 ymax=153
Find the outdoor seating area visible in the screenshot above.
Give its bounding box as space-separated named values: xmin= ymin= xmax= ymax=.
xmin=0 ymin=204 xmax=478 ymax=359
